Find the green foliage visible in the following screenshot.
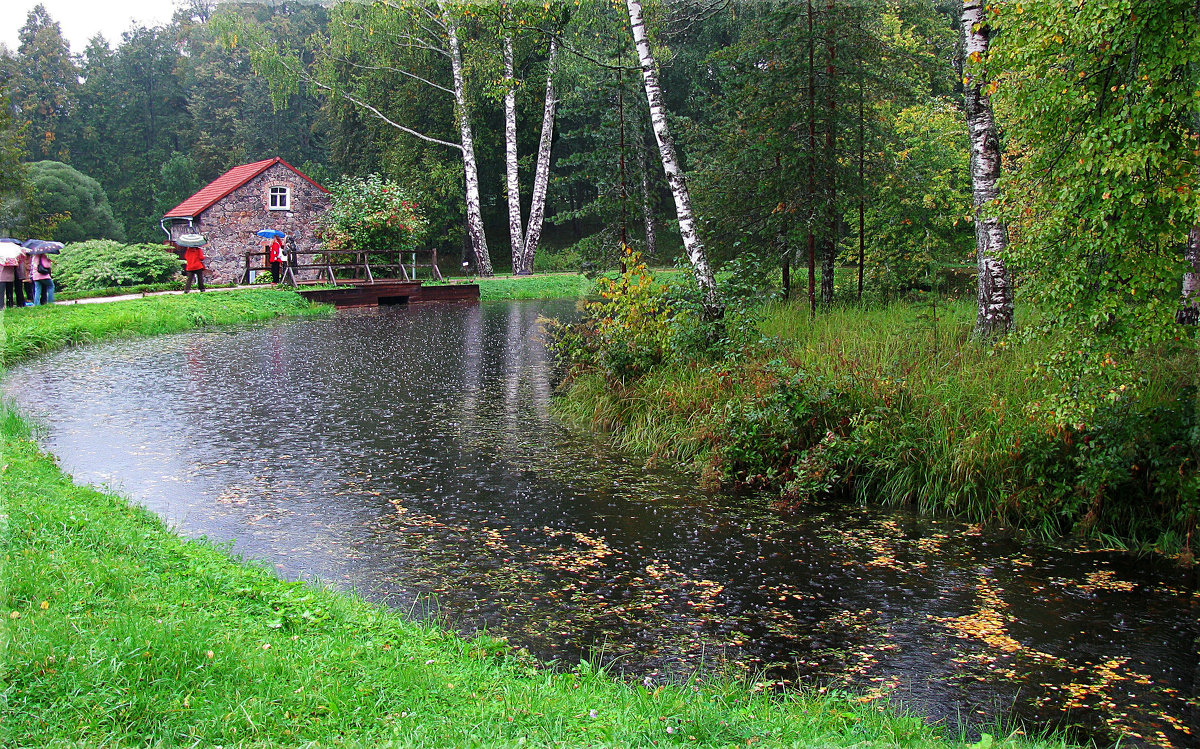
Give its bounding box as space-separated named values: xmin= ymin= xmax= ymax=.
xmin=990 ymin=0 xmax=1200 ymax=420
xmin=319 ymin=174 xmax=427 ymax=254
xmin=10 ymin=5 xmax=78 ymax=162
xmin=547 ymin=249 xmax=675 ymax=383
xmin=532 ymin=245 xmax=583 ymax=273
xmin=860 ymin=101 xmax=973 ymax=295
xmin=25 ymin=160 xmax=124 ymax=243
xmin=52 ymin=239 xmax=180 ymax=291
xmin=0 ymin=91 xmax=30 ymax=234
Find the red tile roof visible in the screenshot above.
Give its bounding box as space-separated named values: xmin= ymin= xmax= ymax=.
xmin=162 ymin=157 xmax=328 ymax=219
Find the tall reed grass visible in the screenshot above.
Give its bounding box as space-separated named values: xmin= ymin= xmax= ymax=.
xmin=554 ymin=296 xmax=1198 ymax=551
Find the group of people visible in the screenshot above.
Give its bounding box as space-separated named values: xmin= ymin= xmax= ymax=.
xmin=179 ymin=233 xmax=287 ymax=292
xmin=0 ymin=245 xmax=54 ymax=309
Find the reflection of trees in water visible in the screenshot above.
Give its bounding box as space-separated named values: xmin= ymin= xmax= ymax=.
xmin=455 ymin=301 xmax=553 ymax=460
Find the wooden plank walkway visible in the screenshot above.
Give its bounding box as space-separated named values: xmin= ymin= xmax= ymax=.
xmin=296 ymin=280 xmax=479 ymax=309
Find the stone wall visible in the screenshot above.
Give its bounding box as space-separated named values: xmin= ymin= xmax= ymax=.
xmin=167 ymin=162 xmax=329 ymax=284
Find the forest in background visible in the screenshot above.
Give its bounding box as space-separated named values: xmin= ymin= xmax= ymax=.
xmin=0 ymin=0 xmax=974 ymax=291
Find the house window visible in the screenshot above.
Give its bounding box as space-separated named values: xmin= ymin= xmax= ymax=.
xmin=268 ymin=185 xmax=291 ymax=211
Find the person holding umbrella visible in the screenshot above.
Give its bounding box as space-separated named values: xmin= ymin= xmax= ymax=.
xmin=23 ymin=239 xmax=62 ymax=305
xmin=14 ymin=247 xmax=30 ymax=306
xmin=257 ymin=229 xmax=286 ymax=284
xmin=0 ymin=239 xmax=20 ymax=308
xmin=179 ymin=235 xmax=208 ymax=293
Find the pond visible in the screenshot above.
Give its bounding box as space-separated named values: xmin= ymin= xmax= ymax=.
xmin=4 ymin=300 xmax=1196 ymax=748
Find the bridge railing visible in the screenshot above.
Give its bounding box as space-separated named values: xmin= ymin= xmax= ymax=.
xmin=238 ymin=247 xmax=443 ymax=287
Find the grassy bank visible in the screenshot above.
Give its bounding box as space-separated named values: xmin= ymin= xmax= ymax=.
xmin=0 ymin=288 xmax=329 ymax=368
xmin=0 ymin=288 xmax=1060 ymax=746
xmin=552 ymin=291 xmax=1199 ymax=553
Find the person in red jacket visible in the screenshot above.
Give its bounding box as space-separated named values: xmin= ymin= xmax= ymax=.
xmin=266 ymin=236 xmax=284 ymax=283
xmin=183 ymin=244 xmax=206 ymax=293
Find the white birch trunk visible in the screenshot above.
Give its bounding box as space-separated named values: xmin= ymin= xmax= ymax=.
xmin=1178 ymin=225 xmax=1200 ymax=325
xmin=521 ymin=36 xmax=559 ymax=276
xmin=626 ymin=0 xmax=721 ymax=318
xmin=962 ymin=0 xmax=1012 ymax=337
xmin=503 ymin=33 xmax=525 ymax=274
xmin=444 ymin=5 xmax=493 ymax=276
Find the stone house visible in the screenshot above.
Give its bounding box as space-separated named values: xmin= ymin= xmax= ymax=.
xmin=162 ymin=157 xmax=329 ymax=283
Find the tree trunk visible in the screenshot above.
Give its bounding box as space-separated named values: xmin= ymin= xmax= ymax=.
xmin=625 ymin=0 xmax=721 ymax=318
xmin=521 ymin=36 xmax=558 ymax=276
xmin=503 ymin=32 xmax=525 ymax=274
xmin=962 ymin=0 xmax=1012 ymax=337
xmin=641 ymin=131 xmax=657 ymax=259
xmin=1178 ymin=225 xmax=1200 ymax=325
xmin=778 ymin=228 xmax=791 ymax=302
xmin=444 ymin=5 xmax=492 ymax=276
xmin=857 ymin=64 xmax=865 ymax=301
xmin=821 ymin=0 xmax=837 ymax=306
xmin=806 ymin=0 xmax=817 ymax=314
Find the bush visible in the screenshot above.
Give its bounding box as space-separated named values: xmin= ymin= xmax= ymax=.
xmin=26 ymin=160 xmax=125 ymax=243
xmin=532 ymin=245 xmax=583 ymax=273
xmin=319 ymin=174 xmax=427 ymax=254
xmin=53 ymin=240 xmax=181 ymax=291
xmin=546 ymin=248 xmax=676 ymax=384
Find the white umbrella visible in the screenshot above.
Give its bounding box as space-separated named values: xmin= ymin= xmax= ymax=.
xmin=0 ymin=239 xmax=23 ymax=266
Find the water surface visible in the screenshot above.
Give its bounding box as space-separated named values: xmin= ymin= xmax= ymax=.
xmin=5 ymin=301 xmax=1196 ymax=747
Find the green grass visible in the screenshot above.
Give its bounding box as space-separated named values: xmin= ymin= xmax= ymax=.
xmin=54 ymin=280 xmax=187 ymax=300
xmin=472 ymin=272 xmax=597 ymax=301
xmin=0 ymin=279 xmax=1070 ymax=747
xmin=0 ymin=288 xmax=330 ymax=368
xmin=464 ymin=269 xmax=687 ymax=301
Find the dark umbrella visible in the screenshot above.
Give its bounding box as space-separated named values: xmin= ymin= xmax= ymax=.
xmin=22 ymin=239 xmax=63 ymax=254
xmin=256 ymin=229 xmax=286 ymax=239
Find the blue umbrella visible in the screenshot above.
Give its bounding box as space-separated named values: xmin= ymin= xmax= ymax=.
xmin=256 ymin=229 xmax=286 ymax=239
xmin=22 ymin=239 xmax=63 ymax=254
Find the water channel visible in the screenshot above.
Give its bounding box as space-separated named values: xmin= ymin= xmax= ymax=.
xmin=4 ymin=300 xmax=1196 ymax=747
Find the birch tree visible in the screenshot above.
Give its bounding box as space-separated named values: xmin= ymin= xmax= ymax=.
xmin=519 ymin=36 xmax=559 ymax=275
xmin=960 ymin=0 xmax=1012 ymax=338
xmin=1180 ymin=227 xmax=1200 ymax=325
xmin=500 ymin=23 xmax=560 ymax=276
xmin=625 ymin=0 xmax=721 ymax=319
xmin=441 ymin=4 xmax=492 ymax=275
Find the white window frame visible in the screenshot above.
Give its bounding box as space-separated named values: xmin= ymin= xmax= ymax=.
xmin=268 ymin=185 xmax=291 ymax=211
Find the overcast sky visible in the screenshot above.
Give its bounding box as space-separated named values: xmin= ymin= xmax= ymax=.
xmin=1 ymin=0 xmax=177 ymax=53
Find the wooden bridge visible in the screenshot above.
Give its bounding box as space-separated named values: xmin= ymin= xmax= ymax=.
xmin=240 ymin=246 xmax=479 ymax=308
xmin=295 ymin=279 xmax=479 ymax=309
